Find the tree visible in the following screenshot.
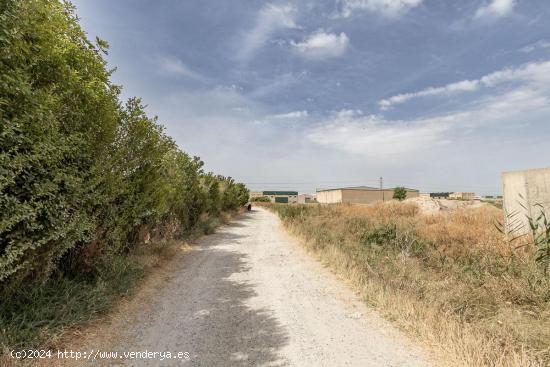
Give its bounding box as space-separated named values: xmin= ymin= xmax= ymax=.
xmin=252 ymin=196 xmax=271 ymax=202
xmin=0 ymin=0 xmax=121 ymax=288
xmin=0 ymin=0 xmax=249 ymax=294
xmin=393 ymin=187 xmax=407 ymax=201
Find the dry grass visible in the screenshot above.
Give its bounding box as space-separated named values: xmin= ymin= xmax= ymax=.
xmin=416 ymin=206 xmax=517 ymax=257
xmin=271 ymin=202 xmax=550 ymax=367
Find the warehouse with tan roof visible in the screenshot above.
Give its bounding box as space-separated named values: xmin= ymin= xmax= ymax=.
xmin=316 ymin=186 xmax=419 ymax=204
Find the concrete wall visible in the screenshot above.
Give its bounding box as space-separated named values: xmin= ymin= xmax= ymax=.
xmin=316 ymin=190 xmax=343 ymax=204
xmin=342 ymin=189 xmax=387 ymax=204
xmin=297 ymin=194 xmax=313 ymax=204
xmin=449 ymin=192 xmax=476 ymax=200
xmin=502 ymin=167 xmax=550 ymax=234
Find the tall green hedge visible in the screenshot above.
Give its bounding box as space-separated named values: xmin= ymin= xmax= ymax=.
xmin=0 ymin=0 xmax=248 ymax=294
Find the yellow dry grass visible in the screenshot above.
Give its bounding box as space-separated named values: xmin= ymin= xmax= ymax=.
xmin=271 ymin=202 xmax=550 ymax=367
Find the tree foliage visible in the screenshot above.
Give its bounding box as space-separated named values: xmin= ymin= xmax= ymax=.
xmin=0 ymin=0 xmax=248 ymax=294
xmin=252 ymin=196 xmax=271 ymax=202
xmin=393 ymin=187 xmax=407 ymax=201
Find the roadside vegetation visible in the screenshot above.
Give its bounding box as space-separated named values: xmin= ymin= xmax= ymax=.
xmin=252 ymin=196 xmax=271 ymax=202
xmin=0 ymin=0 xmax=248 ymax=352
xmin=392 ymin=187 xmax=407 ymax=201
xmin=270 ymin=203 xmax=550 ymax=367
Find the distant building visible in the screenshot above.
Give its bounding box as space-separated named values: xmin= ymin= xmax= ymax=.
xmin=262 ymin=191 xmax=298 ymax=204
xmin=316 ymin=186 xmax=419 ymax=204
xmin=249 ymin=191 xmax=264 ymax=200
xmin=297 ymin=194 xmax=314 ymax=204
xmin=449 ymin=192 xmax=476 ymax=200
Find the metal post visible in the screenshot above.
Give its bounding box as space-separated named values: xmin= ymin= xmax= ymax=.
xmin=380 ymin=176 xmax=384 ymax=202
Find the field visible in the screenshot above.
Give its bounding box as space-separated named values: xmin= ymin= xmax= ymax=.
xmin=269 ymin=202 xmax=550 ymax=367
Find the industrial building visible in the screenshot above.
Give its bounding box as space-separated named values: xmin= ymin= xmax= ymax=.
xmin=297 ymin=194 xmax=314 ymax=204
xmin=249 ymin=191 xmax=264 ymax=200
xmin=251 ymin=191 xmax=298 ymax=203
xmin=449 ymin=192 xmax=476 ymax=200
xmin=316 ymin=186 xmax=419 ymax=204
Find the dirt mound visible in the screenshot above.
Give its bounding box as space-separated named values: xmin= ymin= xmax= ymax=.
xmin=406 ymin=197 xmax=487 ymax=215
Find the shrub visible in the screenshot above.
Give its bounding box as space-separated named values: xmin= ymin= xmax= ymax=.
xmin=0 ymin=0 xmax=248 ymax=296
xmin=272 ymin=204 xmax=311 ymax=221
xmin=252 ymin=196 xmax=271 ymax=202
xmin=393 ymin=186 xmax=407 ymax=201
xmin=0 ymin=0 xmax=120 ymax=289
xmin=360 ymin=223 xmax=397 ymax=245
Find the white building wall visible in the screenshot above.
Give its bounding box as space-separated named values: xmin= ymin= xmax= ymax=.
xmin=503 ymin=167 xmax=550 ymax=235
xmin=316 ymin=190 xmax=343 ymax=204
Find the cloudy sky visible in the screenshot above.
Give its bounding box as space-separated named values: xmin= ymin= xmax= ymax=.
xmin=73 ymin=0 xmax=550 ymax=195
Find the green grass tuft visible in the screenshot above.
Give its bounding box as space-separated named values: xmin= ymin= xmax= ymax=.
xmin=0 ymin=255 xmax=144 ymax=351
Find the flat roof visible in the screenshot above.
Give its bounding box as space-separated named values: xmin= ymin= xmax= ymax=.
xmin=262 ymin=191 xmax=298 ymax=196
xmin=317 ymin=186 xmax=419 ymax=192
xmin=502 ymin=167 xmax=550 ymax=175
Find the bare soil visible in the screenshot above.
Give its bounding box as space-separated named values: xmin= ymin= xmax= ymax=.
xmin=406 ymin=197 xmax=487 ymax=214
xmin=15 ymin=208 xmax=435 ymax=366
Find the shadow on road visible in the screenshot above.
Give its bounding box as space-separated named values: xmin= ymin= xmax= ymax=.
xmin=120 ymin=219 xmax=290 ymax=367
xmin=187 ymin=229 xmax=289 ymax=366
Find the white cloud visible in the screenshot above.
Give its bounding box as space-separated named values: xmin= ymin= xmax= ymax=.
xmin=237 ymin=4 xmax=298 ymax=61
xmin=334 ymin=109 xmax=364 ymax=118
xmin=249 ymin=72 xmax=305 ymax=98
xmin=338 ymin=0 xmax=423 ymax=18
xmin=156 ymin=57 xmax=203 ymax=79
xmin=479 ymin=61 xmax=550 ymax=85
xmin=268 ymin=110 xmax=309 ymax=119
xmin=379 ymin=79 xmax=480 ymax=110
xmin=292 ymin=30 xmax=349 ymax=59
xmin=307 ymin=112 xmax=447 ymax=157
xmin=474 ymin=0 xmax=516 ymax=20
xmin=309 ymin=83 xmax=550 ymax=158
xmin=519 ymin=40 xmax=550 ymax=53
xmin=478 ymin=87 xmax=549 ymax=115
xmin=379 ymin=60 xmax=550 ymax=109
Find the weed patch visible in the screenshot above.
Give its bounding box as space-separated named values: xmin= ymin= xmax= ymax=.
xmin=0 ymin=212 xmax=237 ymax=354
xmin=0 ymin=256 xmax=143 ymax=351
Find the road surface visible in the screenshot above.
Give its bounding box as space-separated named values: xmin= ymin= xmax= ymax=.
xmin=116 ymin=207 xmax=434 ymax=366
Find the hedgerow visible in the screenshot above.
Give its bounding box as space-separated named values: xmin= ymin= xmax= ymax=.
xmin=0 ymin=0 xmax=248 ymax=295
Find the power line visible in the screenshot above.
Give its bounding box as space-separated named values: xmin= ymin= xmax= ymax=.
xmin=380 ymin=176 xmax=385 ymax=202
xmin=241 ymin=174 xmax=502 ymax=194
xmin=245 ymin=181 xmax=498 ymax=190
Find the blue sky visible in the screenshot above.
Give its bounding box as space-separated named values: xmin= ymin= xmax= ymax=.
xmin=72 ymin=0 xmax=550 ymax=195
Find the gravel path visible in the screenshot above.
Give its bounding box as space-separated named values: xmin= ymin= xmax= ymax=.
xmin=117 ymin=207 xmax=434 ymax=367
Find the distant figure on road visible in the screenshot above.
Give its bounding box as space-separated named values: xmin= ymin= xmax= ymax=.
xmin=247 ymin=203 xmax=252 ymax=211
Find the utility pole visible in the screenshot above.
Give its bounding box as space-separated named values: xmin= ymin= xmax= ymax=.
xmin=380 ymin=176 xmax=384 ymax=202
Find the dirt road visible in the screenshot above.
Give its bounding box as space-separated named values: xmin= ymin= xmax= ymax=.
xmin=115 ymin=208 xmax=434 ymax=366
